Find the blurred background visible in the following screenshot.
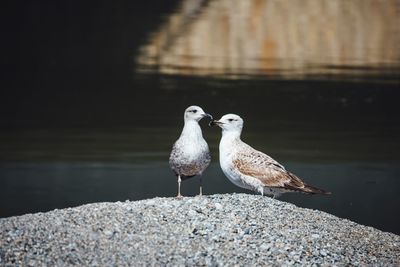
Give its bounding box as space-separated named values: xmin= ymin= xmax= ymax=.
xmin=1 ymin=0 xmax=399 ymax=234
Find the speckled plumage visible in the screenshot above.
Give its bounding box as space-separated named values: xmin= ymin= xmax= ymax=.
xmin=214 ymin=114 xmax=330 ymax=198
xmin=169 ymin=106 xmax=211 ymax=197
xmin=169 ymin=128 xmax=211 ymax=179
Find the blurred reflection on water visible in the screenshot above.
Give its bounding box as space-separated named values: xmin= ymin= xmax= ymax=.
xmin=137 ymin=0 xmax=400 ymax=81
xmin=1 ymin=0 xmax=400 ymax=235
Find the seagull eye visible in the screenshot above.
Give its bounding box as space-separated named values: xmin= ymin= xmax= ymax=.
xmin=228 ymin=119 xmax=234 ymax=122
xmin=192 ymin=110 xmax=197 ymax=113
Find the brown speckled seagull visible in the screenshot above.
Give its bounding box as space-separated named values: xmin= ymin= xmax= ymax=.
xmin=211 ymin=114 xmax=330 ymax=198
xmin=169 ymin=106 xmax=212 ymax=198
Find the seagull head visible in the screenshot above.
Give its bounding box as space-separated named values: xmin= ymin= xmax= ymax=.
xmin=184 ymin=105 xmax=213 ymax=123
xmin=210 ymin=114 xmax=243 ymax=134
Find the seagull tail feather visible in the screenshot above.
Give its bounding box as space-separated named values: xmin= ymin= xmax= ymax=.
xmin=285 ymin=171 xmax=331 ymax=195
xmin=303 ymin=184 xmax=331 ymax=195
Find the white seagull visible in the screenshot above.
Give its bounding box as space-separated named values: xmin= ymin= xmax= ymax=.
xmin=211 ymin=114 xmax=330 ymax=198
xmin=169 ymin=105 xmax=212 ymax=198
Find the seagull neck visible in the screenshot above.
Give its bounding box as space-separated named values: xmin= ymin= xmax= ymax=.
xmin=221 ymin=130 xmax=241 ymax=143
xmin=181 ymin=120 xmax=203 ymax=139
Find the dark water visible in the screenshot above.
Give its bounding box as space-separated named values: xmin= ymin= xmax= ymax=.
xmin=1 ymin=1 xmax=400 ymax=235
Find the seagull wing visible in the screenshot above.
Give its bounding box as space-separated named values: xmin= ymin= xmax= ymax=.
xmin=233 ymin=145 xmax=306 ymax=190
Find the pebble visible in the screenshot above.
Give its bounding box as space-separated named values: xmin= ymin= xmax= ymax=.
xmin=0 ymin=193 xmax=399 ymax=266
xmin=214 ymin=203 xmax=223 ymax=210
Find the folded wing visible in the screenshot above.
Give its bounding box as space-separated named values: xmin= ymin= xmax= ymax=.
xmin=233 ymin=147 xmax=329 ymax=194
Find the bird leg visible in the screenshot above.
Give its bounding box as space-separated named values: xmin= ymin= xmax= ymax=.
xmin=176 ymin=175 xmax=183 ymax=198
xmin=259 ymin=186 xmax=264 ymax=196
xmin=198 ymin=176 xmax=203 ymax=196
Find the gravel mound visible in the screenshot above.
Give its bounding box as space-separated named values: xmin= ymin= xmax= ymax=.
xmin=1 ymin=193 xmax=399 ymax=266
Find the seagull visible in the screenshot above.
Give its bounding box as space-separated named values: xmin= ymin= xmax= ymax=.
xmin=211 ymin=114 xmax=330 ymax=198
xmin=169 ymin=105 xmax=212 ymax=198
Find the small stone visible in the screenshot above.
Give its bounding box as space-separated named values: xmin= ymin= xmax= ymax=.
xmin=214 ymin=203 xmax=223 ymax=210
xmin=260 ymin=244 xmax=271 ymax=251
xmin=320 ymin=249 xmax=328 ymax=256
xmin=188 ymin=209 xmax=197 ymax=217
xmin=104 ymin=230 xmax=113 ymax=236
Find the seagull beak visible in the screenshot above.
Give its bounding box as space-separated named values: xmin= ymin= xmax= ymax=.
xmin=202 ymin=113 xmax=213 ymax=120
xmin=209 ymin=120 xmax=224 ymax=127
